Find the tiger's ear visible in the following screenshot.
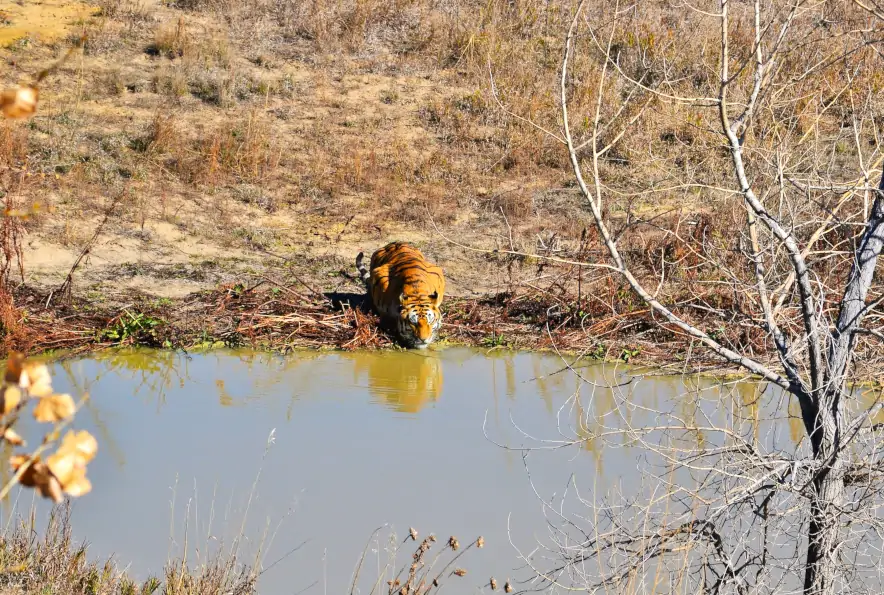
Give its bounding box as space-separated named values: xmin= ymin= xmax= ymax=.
xmin=399 ymin=292 xmax=407 ymax=306
xmin=429 ymin=290 xmax=441 ymax=306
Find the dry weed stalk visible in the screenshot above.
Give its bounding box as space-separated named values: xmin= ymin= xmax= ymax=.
xmin=350 ymin=527 xmax=486 ymax=595
xmin=51 ymin=192 xmax=125 ymax=307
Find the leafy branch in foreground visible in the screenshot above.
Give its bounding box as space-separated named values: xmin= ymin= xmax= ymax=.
xmin=0 ymin=351 xmax=97 ymax=503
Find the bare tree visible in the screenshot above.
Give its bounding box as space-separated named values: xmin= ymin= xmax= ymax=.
xmin=492 ymin=1 xmax=884 ymax=594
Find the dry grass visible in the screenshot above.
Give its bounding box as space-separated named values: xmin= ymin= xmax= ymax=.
xmin=0 ymin=120 xmax=30 ymax=346
xmin=132 ymin=109 xmax=281 ymax=187
xmin=68 ymin=1 xmax=878 ymax=230
xmin=350 ymin=529 xmax=491 ymax=595
xmin=0 ymin=503 xmax=255 ymax=595
xmin=10 ymin=0 xmax=584 ymax=252
xmin=14 ymin=0 xmax=879 ymax=231
xmin=0 ymin=509 xmax=487 ymax=595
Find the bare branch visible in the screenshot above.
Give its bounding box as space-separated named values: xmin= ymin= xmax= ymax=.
xmin=560 ymin=1 xmax=791 ymax=390
xmin=827 ymin=163 xmax=884 ymax=386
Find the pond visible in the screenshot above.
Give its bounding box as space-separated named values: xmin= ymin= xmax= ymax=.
xmin=1 ymin=347 xmax=807 ymax=593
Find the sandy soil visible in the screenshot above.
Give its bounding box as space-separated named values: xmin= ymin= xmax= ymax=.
xmin=0 ymin=0 xmax=577 ymax=307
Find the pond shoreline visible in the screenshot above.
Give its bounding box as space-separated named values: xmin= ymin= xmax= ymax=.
xmin=7 ymin=282 xmax=777 ymax=379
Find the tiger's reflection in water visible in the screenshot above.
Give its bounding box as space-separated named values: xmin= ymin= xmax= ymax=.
xmin=345 ymin=350 xmax=443 ymax=414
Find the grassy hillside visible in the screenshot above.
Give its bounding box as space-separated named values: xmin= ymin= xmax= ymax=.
xmin=0 ymin=0 xmax=879 ymax=367
xmin=0 ymin=0 xmax=583 ymax=300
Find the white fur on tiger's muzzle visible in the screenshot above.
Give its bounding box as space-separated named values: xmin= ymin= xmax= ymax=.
xmin=397 ymin=314 xmax=442 ymax=349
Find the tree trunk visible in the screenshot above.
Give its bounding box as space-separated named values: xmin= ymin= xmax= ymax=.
xmin=802 ymin=396 xmax=846 ymax=595
xmin=805 ymin=166 xmax=884 ymax=593
xmin=804 ymin=469 xmax=845 ymax=594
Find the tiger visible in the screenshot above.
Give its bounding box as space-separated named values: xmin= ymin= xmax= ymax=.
xmin=356 ymin=241 xmax=445 ymax=349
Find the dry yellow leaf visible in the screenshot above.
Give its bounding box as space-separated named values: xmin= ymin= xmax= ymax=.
xmin=46 ymin=451 xmax=81 ymax=486
xmin=10 ymin=455 xmax=62 ymax=502
xmin=56 ymin=430 xmax=98 ymax=463
xmin=33 ymin=393 xmax=75 ymax=423
xmin=48 ymin=430 xmax=96 ymax=485
xmin=10 ymin=431 xmax=96 ymax=503
xmin=21 ymin=363 xmax=53 ymax=397
xmin=0 ymin=86 xmax=38 ymax=119
xmin=46 ymin=431 xmax=97 ymax=499
xmin=46 ymin=452 xmax=92 ymax=500
xmin=2 ymin=428 xmax=23 ymax=446
xmin=0 ymin=385 xmax=21 ymax=415
xmin=59 ymin=473 xmax=90 ymax=498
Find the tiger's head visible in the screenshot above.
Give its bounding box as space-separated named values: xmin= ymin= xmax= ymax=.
xmin=397 ymin=290 xmax=443 ymax=349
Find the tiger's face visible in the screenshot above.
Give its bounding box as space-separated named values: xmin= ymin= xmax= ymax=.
xmin=398 ymin=291 xmax=442 ymax=349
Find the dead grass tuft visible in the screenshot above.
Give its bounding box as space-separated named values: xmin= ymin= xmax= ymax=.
xmin=152 ymin=17 xmax=190 ymax=59
xmin=134 ymin=111 xmax=180 ymax=157
xmin=0 ymin=503 xmax=256 ymax=595
xmin=197 ymin=111 xmax=282 ymax=186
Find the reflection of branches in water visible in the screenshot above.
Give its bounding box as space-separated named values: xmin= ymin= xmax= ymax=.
xmin=213 ymin=349 xmax=328 ymax=416
xmin=84 ymin=349 xmax=193 ymax=411
xmin=495 ymin=354 xmax=826 ymax=593
xmin=504 ymin=357 xmax=516 ymax=400
xmin=488 ymin=350 xmax=618 ymax=472
xmin=216 ymin=379 xmax=234 ymax=407
xmin=71 ymin=349 xmax=343 ymax=415
xmin=227 ymin=350 xmax=325 ymax=392
xmin=477 ymin=328 xmax=818 ymax=592
xmin=54 ymin=362 xmax=126 ymax=470
xmin=532 ymin=357 xmax=554 ymax=414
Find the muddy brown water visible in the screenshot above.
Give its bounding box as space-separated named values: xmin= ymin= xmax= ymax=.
xmin=1 ymin=347 xmax=807 ymax=593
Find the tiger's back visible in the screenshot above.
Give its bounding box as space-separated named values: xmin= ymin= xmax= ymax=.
xmin=356 ymin=242 xmax=445 ymax=349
